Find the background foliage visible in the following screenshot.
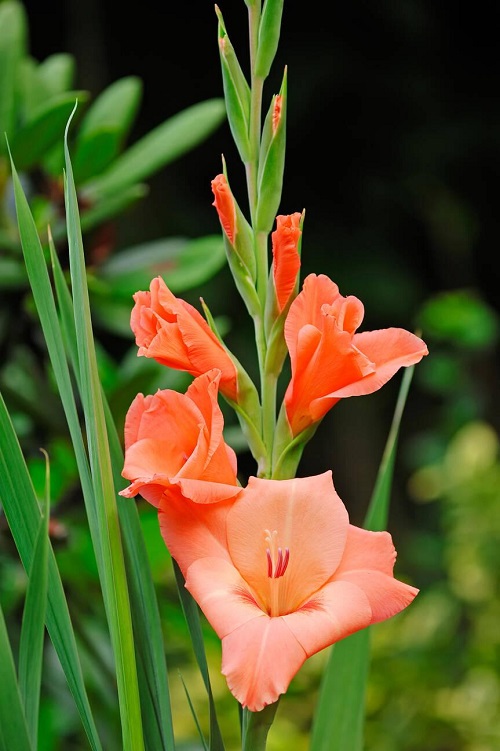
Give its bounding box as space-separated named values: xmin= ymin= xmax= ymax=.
xmin=1 ymin=1 xmax=499 ymax=749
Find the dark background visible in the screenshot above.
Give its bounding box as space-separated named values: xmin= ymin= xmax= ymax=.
xmin=19 ymin=0 xmax=500 ymax=517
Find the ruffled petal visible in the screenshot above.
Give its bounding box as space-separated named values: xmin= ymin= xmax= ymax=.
xmin=221 ymin=615 xmax=307 ymax=711
xmin=330 ymin=328 xmax=429 ymax=398
xmin=334 ymin=526 xmax=397 ymax=577
xmin=335 ymin=570 xmax=419 ymax=624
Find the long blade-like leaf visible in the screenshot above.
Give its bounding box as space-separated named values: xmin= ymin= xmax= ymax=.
xmin=18 ymin=450 xmax=51 ymax=746
xmin=173 ymin=561 xmax=226 ymax=751
xmin=63 ymin=107 xmax=145 ymax=751
xmin=0 ymin=604 xmax=33 ymax=751
xmin=0 ymin=391 xmax=102 ymax=751
xmin=310 ymin=366 xmax=416 ymax=751
xmin=50 ymin=241 xmax=176 ymax=750
xmin=8 ymin=147 xmax=103 ymax=749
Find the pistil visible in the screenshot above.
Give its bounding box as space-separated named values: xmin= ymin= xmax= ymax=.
xmin=264 ymin=529 xmax=290 ymax=616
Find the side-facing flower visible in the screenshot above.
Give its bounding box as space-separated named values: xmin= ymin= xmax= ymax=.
xmin=272 ymin=212 xmax=302 ymax=313
xmin=130 ymin=275 xmax=238 ymax=401
xmin=119 ymin=369 xmax=241 ymax=506
xmin=159 ymin=471 xmax=418 ymax=711
xmin=284 ymin=273 xmax=429 ymax=436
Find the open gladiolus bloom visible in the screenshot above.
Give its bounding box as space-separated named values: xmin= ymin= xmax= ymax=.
xmin=130 ymin=275 xmax=239 ymax=401
xmin=284 ymin=273 xmax=429 ymax=436
xmin=159 ymin=471 xmax=418 ymax=711
xmin=119 ymin=369 xmax=241 ymax=506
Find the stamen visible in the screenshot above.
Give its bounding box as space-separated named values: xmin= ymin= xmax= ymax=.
xmin=264 ymin=529 xmax=290 ymax=578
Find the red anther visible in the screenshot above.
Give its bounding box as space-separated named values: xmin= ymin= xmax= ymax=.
xmin=266 ymin=548 xmax=273 ymax=578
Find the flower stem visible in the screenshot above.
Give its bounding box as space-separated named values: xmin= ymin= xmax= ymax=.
xmin=242 ymin=701 xmax=280 ymax=751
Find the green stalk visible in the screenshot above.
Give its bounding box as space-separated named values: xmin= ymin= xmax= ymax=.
xmin=241 ymin=702 xmax=280 ymax=751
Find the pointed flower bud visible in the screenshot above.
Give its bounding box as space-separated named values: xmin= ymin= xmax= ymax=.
xmin=255 ymin=0 xmax=285 ymax=79
xmin=272 ymin=211 xmax=302 ymax=313
xmin=215 ymin=5 xmax=251 ymax=162
xmin=256 ymin=69 xmax=287 ymax=233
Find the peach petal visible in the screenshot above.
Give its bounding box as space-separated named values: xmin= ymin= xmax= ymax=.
xmin=122 ymin=438 xmax=187 ymax=481
xmin=227 ymin=473 xmax=348 ymax=613
xmin=334 ymin=526 xmax=397 ymax=578
xmin=221 ymin=615 xmax=307 ymax=711
xmin=284 ymin=579 xmax=373 ymax=656
xmin=175 ymin=477 xmax=242 ymax=504
xmin=336 ymin=570 xmax=419 ymax=624
xmin=159 ymin=497 xmax=235 ymax=576
xmin=185 ymin=556 xmax=266 ymax=637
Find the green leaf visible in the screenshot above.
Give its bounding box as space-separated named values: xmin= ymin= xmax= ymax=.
xmin=64 ymin=107 xmax=145 ymax=751
xmin=37 ymin=53 xmax=75 ymax=95
xmin=215 ymin=6 xmax=251 ymax=162
xmin=72 ymin=76 xmax=143 ymax=182
xmin=82 ymin=98 xmax=226 ymax=198
xmin=9 ymin=90 xmax=89 ymax=170
xmin=18 ymin=450 xmax=50 ymax=746
xmin=98 ymin=234 xmax=227 ymax=297
xmin=0 ymin=391 xmax=102 ymax=751
xmin=0 ymin=602 xmax=33 ymax=751
xmin=310 ymin=366 xmax=415 ymax=751
xmin=256 ymin=71 xmax=287 ymax=234
xmin=0 ymin=255 xmax=26 ymax=288
xmin=51 ymin=244 xmax=176 ymax=751
xmin=0 ymin=0 xmax=27 ymax=152
xmin=173 ymin=561 xmax=226 ymax=751
xmin=8 ymin=149 xmax=103 ymax=750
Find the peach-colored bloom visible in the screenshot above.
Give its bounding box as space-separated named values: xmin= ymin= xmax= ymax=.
xmin=130 ymin=275 xmax=238 ymax=401
xmin=159 ymin=471 xmax=418 ymax=711
xmin=272 ymin=212 xmax=302 ymax=312
xmin=119 ymin=369 xmax=241 ymax=506
xmin=284 ymin=273 xmax=429 ymax=435
xmin=211 ymin=173 xmax=236 ymax=245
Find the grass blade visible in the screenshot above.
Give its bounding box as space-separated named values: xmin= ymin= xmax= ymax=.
xmin=0 ymin=604 xmax=33 ymax=751
xmin=63 ymin=107 xmax=144 ymax=751
xmin=173 ymin=561 xmax=226 ymax=751
xmin=0 ymin=391 xmax=102 ymax=751
xmin=51 ymin=240 xmax=176 ymax=750
xmin=18 ymin=450 xmax=51 ymax=746
xmin=310 ymin=366 xmax=416 ymax=751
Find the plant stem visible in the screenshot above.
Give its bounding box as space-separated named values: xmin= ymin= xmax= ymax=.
xmin=242 ymin=701 xmax=280 ymax=751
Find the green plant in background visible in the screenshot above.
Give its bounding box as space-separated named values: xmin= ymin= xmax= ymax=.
xmin=0 ymin=0 xmax=227 ymax=443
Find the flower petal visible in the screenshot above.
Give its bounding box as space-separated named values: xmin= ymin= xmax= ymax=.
xmin=227 ymin=472 xmax=349 ymax=613
xmin=334 ymin=526 xmax=397 ymax=577
xmin=221 ymin=616 xmax=307 ymax=711
xmin=158 ymin=496 xmax=235 ymax=576
xmin=330 ymin=328 xmax=429 ymax=398
xmin=335 ymin=570 xmax=419 ymax=624
xmin=284 ymin=579 xmax=373 ymax=656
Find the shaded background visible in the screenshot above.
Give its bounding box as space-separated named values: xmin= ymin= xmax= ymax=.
xmin=5 ymin=1 xmax=500 ymax=749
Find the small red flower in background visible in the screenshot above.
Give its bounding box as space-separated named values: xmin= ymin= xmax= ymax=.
xmin=130 ymin=275 xmax=238 ymax=401
xmin=284 ymin=273 xmax=429 ymax=436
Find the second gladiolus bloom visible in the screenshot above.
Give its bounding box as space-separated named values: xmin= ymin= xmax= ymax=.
xmin=284 ymin=273 xmax=429 ymax=436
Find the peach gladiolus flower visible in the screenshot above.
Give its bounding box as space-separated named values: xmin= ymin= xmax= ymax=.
xmin=272 ymin=212 xmax=302 ymax=312
xmin=284 ymin=273 xmax=429 ymax=435
xmin=119 ymin=369 xmax=241 ymax=506
xmin=211 ymin=173 xmax=236 ymax=244
xmin=159 ymin=471 xmax=418 ymax=711
xmin=130 ymin=275 xmax=238 ymax=401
